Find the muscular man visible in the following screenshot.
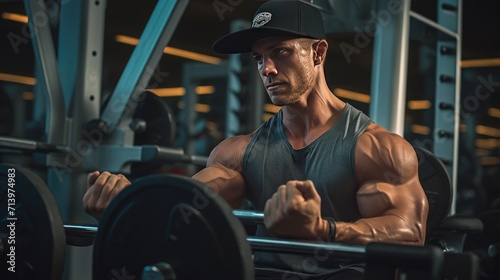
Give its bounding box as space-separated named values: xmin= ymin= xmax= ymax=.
xmin=84 ymin=0 xmax=428 ymax=278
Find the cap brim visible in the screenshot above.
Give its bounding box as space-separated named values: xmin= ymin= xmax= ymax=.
xmin=212 ymin=27 xmax=312 ymax=54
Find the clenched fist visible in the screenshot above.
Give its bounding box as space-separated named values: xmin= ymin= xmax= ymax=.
xmin=83 ymin=171 xmax=131 ymax=220
xmin=264 ymin=180 xmax=329 ymax=241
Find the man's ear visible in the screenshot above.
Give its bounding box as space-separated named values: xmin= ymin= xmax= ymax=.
xmin=313 ymin=39 xmax=328 ymax=65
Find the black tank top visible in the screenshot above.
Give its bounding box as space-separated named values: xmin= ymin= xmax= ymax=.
xmin=242 ymin=103 xmax=373 ymax=273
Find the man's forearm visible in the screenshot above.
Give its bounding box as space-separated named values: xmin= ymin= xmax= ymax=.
xmin=333 ymin=217 xmax=426 ymax=245
xmin=191 ymin=166 xmax=245 ymax=209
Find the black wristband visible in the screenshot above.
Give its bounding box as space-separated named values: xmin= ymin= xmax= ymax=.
xmin=325 ymin=217 xmax=336 ymax=242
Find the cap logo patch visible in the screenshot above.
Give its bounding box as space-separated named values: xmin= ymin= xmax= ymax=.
xmin=252 ymin=12 xmax=272 ymax=27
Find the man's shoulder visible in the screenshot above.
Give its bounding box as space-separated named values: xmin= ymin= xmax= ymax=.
xmin=356 ymin=123 xmax=418 ymax=182
xmin=206 ymin=134 xmax=254 ymax=172
xmin=360 ymin=123 xmax=410 ymax=146
xmin=217 ymin=133 xmax=254 ymax=148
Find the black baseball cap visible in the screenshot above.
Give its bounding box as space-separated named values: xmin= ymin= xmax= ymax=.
xmin=212 ymin=0 xmax=326 ymax=54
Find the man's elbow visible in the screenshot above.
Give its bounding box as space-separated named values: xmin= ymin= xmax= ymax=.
xmin=403 ymin=219 xmax=427 ymax=246
xmin=416 ymin=219 xmax=428 ymax=246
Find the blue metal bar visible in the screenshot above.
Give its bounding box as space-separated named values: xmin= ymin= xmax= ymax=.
xmin=409 ymin=11 xmax=459 ymax=40
xmin=369 ymin=0 xmax=411 ymax=136
xmin=24 ymin=0 xmax=65 ymax=144
xmin=233 ymin=210 xmax=265 ymax=225
xmin=434 ymin=0 xmax=462 ymax=215
xmin=101 ymin=0 xmax=189 ymax=132
xmin=247 ymin=237 xmax=366 ymax=259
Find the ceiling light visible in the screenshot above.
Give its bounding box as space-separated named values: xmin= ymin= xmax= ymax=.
xmin=115 ymin=35 xmax=221 ymax=65
xmin=476 ymin=125 xmax=500 ymax=138
xmin=115 ymin=35 xmax=138 ymax=45
xmin=177 ymin=101 xmax=210 ymax=113
xmin=205 ymin=121 xmax=218 ymax=130
xmin=150 ymin=87 xmax=184 ymax=97
xmin=488 ymin=107 xmax=500 ymax=118
xmin=148 ymin=85 xmax=215 ymax=97
xmin=0 ymin=73 xmax=36 ymax=85
xmin=334 ymin=88 xmax=370 ymax=103
xmin=460 ymin=123 xmax=467 ymax=133
xmin=22 ymin=91 xmax=34 ymax=100
xmin=262 ymin=113 xmax=274 ymax=122
xmin=479 ymin=156 xmax=500 ymax=165
xmin=410 ymin=124 xmax=430 ymax=135
xmin=194 ymin=86 xmax=215 ymax=95
xmin=195 ymin=103 xmax=210 ymax=113
xmin=166 ymin=47 xmax=220 ymax=65
xmin=263 ymin=103 xmax=280 ymax=113
xmin=475 ymin=138 xmax=500 ymax=149
xmin=461 ymin=58 xmax=500 ymax=68
xmin=407 ymin=100 xmax=431 ymax=110
xmin=1 ymin=12 xmax=28 ymax=24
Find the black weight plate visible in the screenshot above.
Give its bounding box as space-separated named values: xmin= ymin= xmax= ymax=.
xmin=93 ymin=174 xmax=254 ymax=280
xmin=414 ymin=147 xmax=452 ymax=235
xmin=0 ymin=164 xmax=65 ymax=280
xmin=130 ymin=91 xmax=178 ymax=177
xmin=98 ymin=91 xmax=176 ymax=147
xmin=133 ymin=91 xmax=176 ymax=147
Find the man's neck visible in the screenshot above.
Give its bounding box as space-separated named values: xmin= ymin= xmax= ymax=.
xmin=281 ymin=87 xmax=345 ymax=149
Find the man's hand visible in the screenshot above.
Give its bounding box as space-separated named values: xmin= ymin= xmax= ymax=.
xmin=264 ymin=180 xmax=329 ymax=240
xmin=83 ymin=171 xmax=131 ymax=220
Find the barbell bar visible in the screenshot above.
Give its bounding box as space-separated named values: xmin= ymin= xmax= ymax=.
xmin=0 ymin=136 xmax=70 ymax=154
xmin=63 ymin=215 xmax=367 ymax=260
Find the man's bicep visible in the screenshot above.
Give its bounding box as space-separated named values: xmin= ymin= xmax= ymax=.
xmin=192 ymin=164 xmax=243 ymax=188
xmin=356 ymin=178 xmax=422 ymax=218
xmin=335 ymin=126 xmax=429 ymax=244
xmin=354 ymin=147 xmax=428 ymax=224
xmin=355 ymin=127 xmax=426 ymax=217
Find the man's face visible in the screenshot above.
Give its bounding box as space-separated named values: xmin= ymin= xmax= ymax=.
xmin=251 ymin=36 xmax=316 ymax=106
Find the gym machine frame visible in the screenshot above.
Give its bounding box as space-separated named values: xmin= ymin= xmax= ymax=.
xmin=1 ymin=0 xmax=194 ymax=278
